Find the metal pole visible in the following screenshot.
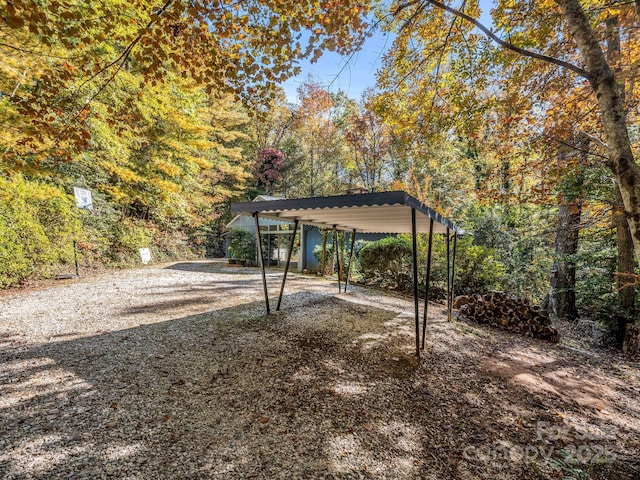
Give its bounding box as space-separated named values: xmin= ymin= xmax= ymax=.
xmin=421 ymin=218 xmax=434 ymax=349
xmin=344 ymin=229 xmax=356 ymax=293
xmin=277 ymin=234 xmax=281 ymax=268
xmin=276 ymin=220 xmax=299 ymax=311
xmin=254 ymin=213 xmax=270 ymax=314
xmin=446 ymin=228 xmax=451 ymax=322
xmin=411 ymin=208 xmax=420 ymax=359
xmin=73 ymin=240 xmax=79 ymax=276
xmin=334 ymin=226 xmax=341 ymax=293
xmin=451 ymin=232 xmax=458 ymax=319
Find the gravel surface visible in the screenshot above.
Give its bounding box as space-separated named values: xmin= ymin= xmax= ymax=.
xmin=1 ymin=260 xmax=639 ymax=479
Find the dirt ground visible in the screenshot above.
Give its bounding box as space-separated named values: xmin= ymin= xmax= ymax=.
xmin=1 ymin=260 xmax=639 ymax=479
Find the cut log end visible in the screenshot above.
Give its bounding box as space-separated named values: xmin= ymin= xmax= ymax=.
xmin=623 ymin=324 xmax=640 ymax=358
xmin=454 ymin=293 xmax=559 ymax=343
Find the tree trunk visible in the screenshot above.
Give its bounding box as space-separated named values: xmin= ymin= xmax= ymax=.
xmin=557 ymin=0 xmax=640 ymax=266
xmin=550 ymin=201 xmax=581 ymax=320
xmin=549 ymin=143 xmax=584 ymax=321
xmin=605 ymin=13 xmax=636 ymax=345
xmin=614 ymin=184 xmax=636 ymax=343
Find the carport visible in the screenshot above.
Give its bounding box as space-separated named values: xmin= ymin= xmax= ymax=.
xmin=231 ymin=191 xmax=464 ymax=358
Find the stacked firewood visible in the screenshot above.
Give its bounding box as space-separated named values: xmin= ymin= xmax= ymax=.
xmin=623 ymin=324 xmax=640 ymax=358
xmin=453 ymin=292 xmax=559 ymax=342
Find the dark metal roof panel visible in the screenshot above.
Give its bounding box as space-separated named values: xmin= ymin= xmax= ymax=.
xmin=230 ymin=191 xmax=463 ymax=235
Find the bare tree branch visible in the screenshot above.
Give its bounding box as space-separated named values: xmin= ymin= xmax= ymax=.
xmin=0 ymin=41 xmax=75 ymax=60
xmin=419 ymin=0 xmax=590 ymax=79
xmin=427 ymin=2 xmax=463 ymax=120
xmin=10 ymin=69 xmax=27 ymax=97
xmin=398 ymin=2 xmax=427 ymax=35
xmin=579 ymin=130 xmax=608 ymax=150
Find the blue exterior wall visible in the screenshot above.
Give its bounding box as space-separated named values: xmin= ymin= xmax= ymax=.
xmin=226 ymin=217 xmax=391 ymax=272
xmin=302 ymin=226 xmax=391 ymax=272
xmin=302 ymin=226 xmax=323 ymax=271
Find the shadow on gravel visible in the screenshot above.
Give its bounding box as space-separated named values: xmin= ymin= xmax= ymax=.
xmin=1 ymin=294 xmax=639 ymax=480
xmin=165 ymin=260 xmax=227 ymax=273
xmin=165 ymin=260 xmax=289 ymax=275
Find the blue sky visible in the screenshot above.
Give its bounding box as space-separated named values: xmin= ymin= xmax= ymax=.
xmin=280 ymin=28 xmax=395 ymax=103
xmin=281 ymin=1 xmax=494 ymax=103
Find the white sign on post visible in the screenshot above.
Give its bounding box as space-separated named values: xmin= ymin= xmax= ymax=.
xmin=73 ymin=187 xmax=93 ymax=210
xmin=139 ymin=248 xmax=151 ymax=265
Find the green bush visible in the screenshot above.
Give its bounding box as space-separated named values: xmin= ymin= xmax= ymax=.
xmin=441 ymin=236 xmax=505 ymax=295
xmin=0 ymin=175 xmax=78 ymax=286
xmin=359 ymin=236 xmax=413 ymax=290
xmin=152 ymin=230 xmax=194 ymax=262
xmin=312 ymin=235 xmax=335 ymax=275
xmin=311 ymin=231 xmax=356 ymax=276
xmin=574 ymin=229 xmax=628 ymax=329
xmin=357 ymin=234 xmax=505 ymax=297
xmin=106 ymin=218 xmax=155 ymax=265
xmin=228 ymin=228 xmax=256 ymax=265
xmin=0 ymin=209 xmax=31 ymax=287
xmin=75 ymin=194 xmax=121 ymax=268
xmin=466 ymin=205 xmax=551 ymax=301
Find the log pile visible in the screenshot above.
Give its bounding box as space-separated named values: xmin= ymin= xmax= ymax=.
xmin=453 ymin=292 xmax=559 ymax=343
xmin=623 ymin=324 xmax=640 ymax=358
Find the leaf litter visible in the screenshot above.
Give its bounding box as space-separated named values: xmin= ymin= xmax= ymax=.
xmin=0 ymin=260 xmax=638 ymax=479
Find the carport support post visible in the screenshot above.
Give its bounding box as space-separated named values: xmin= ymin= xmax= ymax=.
xmin=276 ymin=220 xmax=299 ymax=311
xmin=451 ymin=232 xmax=458 ymax=319
xmin=334 ymin=226 xmax=341 ymax=293
xmin=411 ymin=208 xmax=420 ymax=359
xmin=344 ymin=229 xmax=356 ymax=293
xmin=446 ymin=228 xmax=451 ymax=322
xmin=254 ymin=212 xmax=270 ymax=314
xmin=422 ymin=218 xmax=434 ymax=350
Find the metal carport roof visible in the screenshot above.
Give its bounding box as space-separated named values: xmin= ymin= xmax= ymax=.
xmin=230 ymin=191 xmax=463 ymax=235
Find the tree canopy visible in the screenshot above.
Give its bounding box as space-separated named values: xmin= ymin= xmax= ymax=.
xmin=1 ymin=0 xmax=372 ymax=161
xmin=377 ymin=0 xmax=639 ymax=261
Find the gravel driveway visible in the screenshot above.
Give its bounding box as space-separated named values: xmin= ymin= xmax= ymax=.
xmin=1 ymin=260 xmax=639 ymax=479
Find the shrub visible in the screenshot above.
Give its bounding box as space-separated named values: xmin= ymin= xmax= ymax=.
xmin=357 ymin=233 xmax=505 ymax=297
xmin=312 ymin=232 xmax=337 ymax=275
xmin=107 ymin=218 xmax=155 ymax=265
xmin=152 ymin=230 xmax=194 ymax=262
xmin=0 ymin=175 xmax=78 ymax=286
xmin=359 ymin=236 xmax=413 ymax=290
xmin=466 ymin=205 xmax=551 ymax=301
xmin=75 ymin=194 xmax=121 ymax=268
xmin=312 ymin=241 xmax=332 ymax=273
xmin=228 ymin=228 xmax=256 ymax=265
xmin=443 ymin=236 xmax=505 ymax=295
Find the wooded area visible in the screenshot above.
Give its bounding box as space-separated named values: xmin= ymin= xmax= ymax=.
xmin=1 ymin=1 xmax=639 ymax=348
